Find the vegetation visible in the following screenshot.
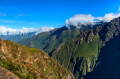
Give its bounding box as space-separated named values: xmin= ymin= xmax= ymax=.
xmin=0 ymin=38 xmax=74 ymax=79
xmin=52 ymin=32 xmax=104 ymax=78
xmin=18 ymin=26 xmax=91 ymax=53
xmin=17 ymin=17 xmax=120 ymax=79
xmin=52 ymin=17 xmax=120 ymax=79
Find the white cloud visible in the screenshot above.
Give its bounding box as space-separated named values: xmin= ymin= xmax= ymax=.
xmin=98 ymin=13 xmax=120 ymax=22
xmin=66 ymin=14 xmax=95 ymax=28
xmin=65 ymin=13 xmax=120 ymax=28
xmin=0 ymin=26 xmax=54 ymax=36
xmin=35 ymin=26 xmax=54 ymax=35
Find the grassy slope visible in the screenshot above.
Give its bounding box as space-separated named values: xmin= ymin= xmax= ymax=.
xmin=0 ymin=38 xmax=74 ymax=79
xmin=85 ymin=33 xmax=120 ymax=79
xmin=18 ymin=27 xmax=81 ymax=53
xmin=52 ymin=31 xmax=104 ymax=78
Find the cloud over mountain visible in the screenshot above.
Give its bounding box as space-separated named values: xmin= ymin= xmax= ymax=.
xmin=66 ymin=13 xmax=120 ymax=28
xmin=97 ymin=13 xmax=120 ymax=22
xmin=0 ymin=26 xmax=54 ymax=36
xmin=65 ymin=14 xmax=95 ymax=28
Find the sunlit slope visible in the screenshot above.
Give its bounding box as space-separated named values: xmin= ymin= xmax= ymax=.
xmin=0 ymin=38 xmax=74 ymax=79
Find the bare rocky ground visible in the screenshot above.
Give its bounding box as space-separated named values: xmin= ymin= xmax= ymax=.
xmin=0 ymin=67 xmax=19 ymax=79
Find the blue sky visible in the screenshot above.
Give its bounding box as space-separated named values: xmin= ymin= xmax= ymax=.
xmin=0 ymin=0 xmax=120 ymax=29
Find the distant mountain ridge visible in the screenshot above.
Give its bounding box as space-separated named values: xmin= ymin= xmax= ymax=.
xmin=0 ymin=27 xmax=54 ymax=36
xmin=0 ymin=32 xmax=36 ymax=42
xmin=18 ymin=20 xmax=106 ymax=54
xmin=18 ymin=25 xmax=93 ymax=53
xmin=0 ymin=27 xmax=54 ymax=42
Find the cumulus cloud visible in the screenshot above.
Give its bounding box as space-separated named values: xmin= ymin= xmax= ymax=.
xmin=65 ymin=13 xmax=120 ymax=28
xmin=97 ymin=13 xmax=120 ymax=22
xmin=0 ymin=26 xmax=54 ymax=36
xmin=66 ymin=14 xmax=95 ymax=28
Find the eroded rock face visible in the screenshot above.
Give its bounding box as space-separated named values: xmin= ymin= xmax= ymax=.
xmin=0 ymin=67 xmax=19 ymax=79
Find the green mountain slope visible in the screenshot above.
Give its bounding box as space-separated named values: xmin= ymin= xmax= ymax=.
xmin=52 ymin=17 xmax=120 ymax=79
xmin=18 ymin=26 xmax=91 ymax=54
xmin=85 ymin=33 xmax=120 ymax=79
xmin=84 ymin=17 xmax=120 ymax=79
xmin=0 ymin=38 xmax=74 ymax=79
xmin=52 ymin=30 xmax=104 ymax=79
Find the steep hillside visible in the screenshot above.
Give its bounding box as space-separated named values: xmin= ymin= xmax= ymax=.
xmin=18 ymin=26 xmax=91 ymax=54
xmin=0 ymin=38 xmax=74 ymax=79
xmin=52 ymin=30 xmax=104 ymax=79
xmin=52 ymin=17 xmax=120 ymax=79
xmin=85 ymin=32 xmax=120 ymax=79
xmin=84 ymin=17 xmax=120 ymax=79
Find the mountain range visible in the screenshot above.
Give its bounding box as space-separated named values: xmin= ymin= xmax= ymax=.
xmin=18 ymin=17 xmax=120 ymax=79
xmin=0 ymin=32 xmax=36 ymax=42
xmin=0 ymin=27 xmax=54 ymax=42
xmin=18 ymin=24 xmax=93 ymax=54
xmin=1 ymin=16 xmax=120 ymax=79
xmin=52 ymin=17 xmax=120 ymax=79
